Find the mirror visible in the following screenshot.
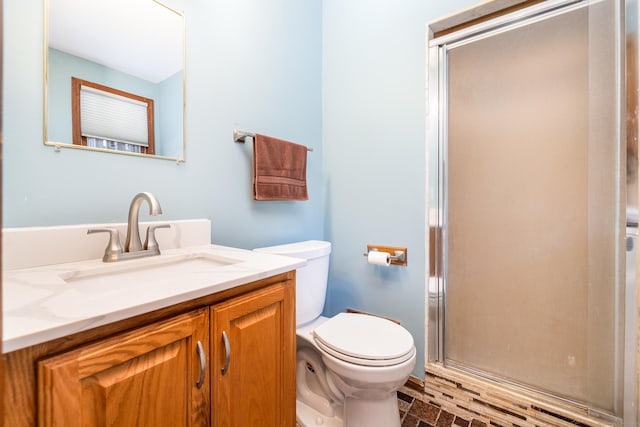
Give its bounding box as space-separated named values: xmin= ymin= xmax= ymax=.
xmin=44 ymin=0 xmax=185 ymax=161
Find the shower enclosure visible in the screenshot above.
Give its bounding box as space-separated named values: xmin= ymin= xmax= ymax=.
xmin=427 ymin=0 xmax=637 ymax=424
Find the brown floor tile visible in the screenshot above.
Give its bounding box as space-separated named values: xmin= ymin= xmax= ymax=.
xmin=435 ymin=410 xmax=455 ymax=427
xmin=398 ymin=390 xmax=415 ymax=404
xmin=409 ymin=399 xmax=440 ymax=424
xmin=399 ymin=399 xmax=412 ymax=413
xmin=402 ymin=413 xmax=421 ymax=427
xmin=418 ymin=422 xmax=436 ymax=427
xmin=398 ymin=390 xmax=414 ymax=415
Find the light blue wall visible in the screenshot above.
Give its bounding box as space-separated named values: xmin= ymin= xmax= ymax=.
xmin=4 ymin=0 xmax=323 ymax=250
xmin=158 ymin=71 xmax=184 ymax=158
xmin=322 ymin=0 xmax=480 ymax=378
xmin=4 ymin=0 xmax=483 ymax=380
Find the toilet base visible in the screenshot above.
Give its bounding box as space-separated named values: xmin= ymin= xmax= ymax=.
xmin=297 ymin=399 xmax=343 ymax=427
xmin=343 ymin=394 xmax=401 ymax=427
xmin=297 ymin=394 xmax=401 ymax=427
xmin=297 ymin=393 xmax=402 ymax=427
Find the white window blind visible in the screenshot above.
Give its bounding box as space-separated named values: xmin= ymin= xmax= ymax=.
xmin=80 ymin=85 xmax=149 ymax=147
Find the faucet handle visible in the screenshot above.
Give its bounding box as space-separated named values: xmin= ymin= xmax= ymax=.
xmin=144 ymin=224 xmax=171 ymax=253
xmin=87 ymin=228 xmax=123 ymax=262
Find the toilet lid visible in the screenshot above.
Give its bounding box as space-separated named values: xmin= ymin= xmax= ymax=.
xmin=312 ymin=313 xmax=415 ymax=367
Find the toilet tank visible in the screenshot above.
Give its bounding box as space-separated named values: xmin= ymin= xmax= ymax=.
xmin=254 ymin=240 xmax=331 ymax=327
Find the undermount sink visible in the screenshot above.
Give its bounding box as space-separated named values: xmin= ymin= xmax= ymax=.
xmin=59 ymin=252 xmax=241 ymax=285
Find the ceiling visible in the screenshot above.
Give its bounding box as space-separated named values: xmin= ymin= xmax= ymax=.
xmin=48 ymin=0 xmax=183 ymax=83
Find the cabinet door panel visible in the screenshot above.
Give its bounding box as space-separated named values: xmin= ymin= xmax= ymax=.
xmin=38 ymin=309 xmax=209 ymax=427
xmin=211 ymin=282 xmax=295 ymax=427
xmin=81 ymin=340 xmax=187 ymax=426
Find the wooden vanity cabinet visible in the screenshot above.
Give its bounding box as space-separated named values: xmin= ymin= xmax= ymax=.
xmin=4 ymin=272 xmax=296 ymax=427
xmin=211 ymin=280 xmax=295 ymax=427
xmin=38 ymin=309 xmax=210 ymax=427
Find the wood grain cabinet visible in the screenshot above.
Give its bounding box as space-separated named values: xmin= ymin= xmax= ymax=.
xmin=38 ymin=308 xmax=210 ymax=427
xmin=4 ymin=272 xmax=296 ymax=427
xmin=211 ymin=281 xmax=295 ymax=427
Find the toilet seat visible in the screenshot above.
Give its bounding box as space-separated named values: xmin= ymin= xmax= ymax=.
xmin=312 ymin=313 xmax=415 ymax=367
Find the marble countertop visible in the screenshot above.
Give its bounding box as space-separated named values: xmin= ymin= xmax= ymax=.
xmin=3 ymin=244 xmax=305 ymax=353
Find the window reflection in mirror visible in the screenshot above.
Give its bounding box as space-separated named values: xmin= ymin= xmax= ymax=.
xmin=44 ymin=0 xmax=185 ymax=161
xmin=72 ymin=77 xmax=156 ymax=155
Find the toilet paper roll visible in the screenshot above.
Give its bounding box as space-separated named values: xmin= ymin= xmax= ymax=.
xmin=368 ymin=251 xmax=391 ymax=266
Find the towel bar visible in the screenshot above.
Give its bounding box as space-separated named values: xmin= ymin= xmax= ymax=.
xmin=233 ymin=129 xmax=314 ymax=152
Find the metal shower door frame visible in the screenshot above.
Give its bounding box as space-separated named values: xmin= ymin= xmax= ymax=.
xmin=426 ymin=0 xmax=637 ymax=423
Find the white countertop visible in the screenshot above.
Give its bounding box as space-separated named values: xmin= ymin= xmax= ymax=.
xmin=3 ymin=244 xmax=305 ymax=353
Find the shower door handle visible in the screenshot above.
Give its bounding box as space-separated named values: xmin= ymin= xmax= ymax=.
xmin=221 ymin=330 xmax=231 ymax=375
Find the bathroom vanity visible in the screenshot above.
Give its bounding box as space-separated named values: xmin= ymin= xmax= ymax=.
xmin=2 ymin=220 xmax=302 ymax=426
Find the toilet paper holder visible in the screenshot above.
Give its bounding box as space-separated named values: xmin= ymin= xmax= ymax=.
xmin=363 ymin=245 xmax=407 ymax=266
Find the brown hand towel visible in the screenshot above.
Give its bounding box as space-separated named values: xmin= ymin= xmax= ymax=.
xmin=253 ymin=134 xmax=309 ymax=201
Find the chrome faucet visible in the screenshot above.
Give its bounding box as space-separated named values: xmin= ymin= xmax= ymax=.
xmin=88 ymin=192 xmax=170 ymax=262
xmin=125 ymin=192 xmax=162 ymax=252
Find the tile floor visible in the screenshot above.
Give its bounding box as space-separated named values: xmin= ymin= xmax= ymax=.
xmin=296 ymin=384 xmax=489 ymax=427
xmin=398 ymin=385 xmax=488 ymax=427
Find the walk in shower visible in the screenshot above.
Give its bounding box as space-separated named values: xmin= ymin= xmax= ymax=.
xmin=427 ymin=0 xmax=637 ymax=424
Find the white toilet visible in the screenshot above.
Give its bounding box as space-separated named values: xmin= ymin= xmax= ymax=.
xmin=254 ymin=240 xmax=416 ymax=427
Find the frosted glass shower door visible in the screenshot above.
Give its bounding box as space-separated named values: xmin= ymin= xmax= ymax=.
xmin=443 ymin=0 xmax=623 ymax=415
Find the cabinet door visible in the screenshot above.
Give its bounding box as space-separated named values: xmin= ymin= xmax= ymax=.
xmin=211 ymin=281 xmax=295 ymax=427
xmin=38 ymin=308 xmax=210 ymax=427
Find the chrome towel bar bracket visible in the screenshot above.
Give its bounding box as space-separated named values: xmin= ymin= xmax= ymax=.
xmin=233 ymin=129 xmax=313 ymax=152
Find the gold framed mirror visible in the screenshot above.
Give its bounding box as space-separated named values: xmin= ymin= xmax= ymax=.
xmin=44 ymin=0 xmax=185 ymax=161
